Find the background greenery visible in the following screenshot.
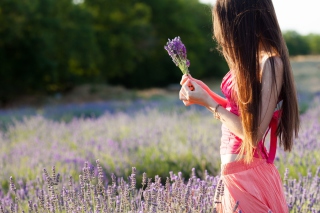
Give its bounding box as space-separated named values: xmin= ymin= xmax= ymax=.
xmin=1 ymin=0 xmax=320 ymax=107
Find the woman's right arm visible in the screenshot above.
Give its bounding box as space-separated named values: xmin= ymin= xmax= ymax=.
xmin=180 ymin=75 xmax=228 ymax=107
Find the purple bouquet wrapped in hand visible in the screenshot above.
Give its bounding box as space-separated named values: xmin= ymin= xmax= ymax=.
xmin=164 ymin=36 xmax=190 ymax=75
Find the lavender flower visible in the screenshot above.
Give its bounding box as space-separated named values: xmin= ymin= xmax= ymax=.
xmin=1 ymin=163 xmax=319 ymax=212
xmin=164 ymin=36 xmax=190 ymax=75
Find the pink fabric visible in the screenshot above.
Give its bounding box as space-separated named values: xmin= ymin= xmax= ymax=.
xmin=220 ymin=71 xmax=238 ymax=115
xmin=217 ymin=159 xmax=288 ymax=213
xmin=220 ymin=71 xmax=280 ymax=163
xmin=216 ymin=72 xmax=287 ymax=212
xmin=262 ymin=110 xmax=282 ymax=163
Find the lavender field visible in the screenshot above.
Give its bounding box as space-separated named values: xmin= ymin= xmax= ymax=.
xmin=0 ymin=57 xmax=319 ymax=212
xmin=0 ymin=96 xmax=319 ymax=212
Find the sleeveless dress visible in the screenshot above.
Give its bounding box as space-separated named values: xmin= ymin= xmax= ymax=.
xmin=217 ymin=71 xmax=288 ymax=213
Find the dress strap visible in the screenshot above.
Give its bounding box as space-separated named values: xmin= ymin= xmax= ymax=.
xmin=262 ymin=110 xmax=281 ymax=164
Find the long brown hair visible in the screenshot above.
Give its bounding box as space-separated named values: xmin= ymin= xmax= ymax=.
xmin=213 ymin=0 xmax=300 ymax=163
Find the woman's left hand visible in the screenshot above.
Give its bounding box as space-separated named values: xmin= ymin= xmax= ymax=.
xmin=179 ymin=79 xmax=211 ymax=107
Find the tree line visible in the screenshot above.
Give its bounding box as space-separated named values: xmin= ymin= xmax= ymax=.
xmin=0 ymin=0 xmax=319 ymax=105
xmin=283 ymin=31 xmax=320 ymax=56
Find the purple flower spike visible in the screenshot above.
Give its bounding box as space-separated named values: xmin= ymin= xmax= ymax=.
xmin=164 ymin=36 xmax=190 ymax=75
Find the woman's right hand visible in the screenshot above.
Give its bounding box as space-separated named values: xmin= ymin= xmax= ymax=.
xmin=180 ymin=74 xmax=209 ymax=90
xmin=180 ymin=74 xmax=211 ymax=92
xmin=179 ymin=74 xmax=209 ymax=106
xmin=180 ymin=74 xmax=228 ymax=108
xmin=179 ymin=79 xmax=212 ymax=107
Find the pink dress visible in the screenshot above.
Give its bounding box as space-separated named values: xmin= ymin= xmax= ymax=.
xmin=217 ymin=71 xmax=288 ymax=213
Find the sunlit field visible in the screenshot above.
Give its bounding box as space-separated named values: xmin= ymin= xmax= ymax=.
xmin=0 ymin=58 xmax=319 ymax=212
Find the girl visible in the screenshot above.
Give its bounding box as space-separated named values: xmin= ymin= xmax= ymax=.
xmin=179 ymin=0 xmax=300 ymax=212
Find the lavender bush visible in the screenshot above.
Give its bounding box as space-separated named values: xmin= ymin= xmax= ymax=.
xmin=0 ymin=98 xmax=319 ymax=212
xmin=1 ymin=160 xmax=318 ymax=212
xmin=0 ymin=99 xmax=319 ymax=181
xmin=277 ymin=97 xmax=320 ymax=176
xmin=0 ymin=104 xmax=221 ymax=182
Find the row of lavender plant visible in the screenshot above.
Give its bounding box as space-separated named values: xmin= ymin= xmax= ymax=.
xmin=1 ymin=100 xmax=319 ymax=183
xmin=0 ymin=106 xmax=222 ymax=183
xmin=1 ymin=160 xmax=319 ymax=212
xmin=277 ymin=97 xmax=320 ymax=175
xmin=0 ymin=98 xmax=319 ymax=211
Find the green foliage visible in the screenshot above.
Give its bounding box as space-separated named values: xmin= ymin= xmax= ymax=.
xmin=83 ymin=0 xmax=227 ymax=88
xmin=283 ymin=31 xmax=320 ymax=56
xmin=3 ymin=0 xmax=320 ymax=105
xmin=0 ymin=0 xmax=227 ymax=105
xmin=305 ymin=34 xmax=320 ymax=54
xmin=283 ymin=31 xmax=310 ymax=55
xmin=0 ymin=0 xmax=101 ymax=105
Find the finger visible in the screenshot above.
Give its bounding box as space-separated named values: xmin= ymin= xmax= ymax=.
xmin=180 ymin=92 xmax=192 ymax=105
xmin=187 ymin=76 xmax=205 ymax=89
xmin=190 ymin=81 xmax=200 ymax=90
xmin=181 ymin=75 xmax=200 ymax=91
xmin=183 ymin=100 xmax=192 ymax=106
xmin=180 ymin=74 xmax=189 ymax=85
xmin=179 ymin=88 xmax=191 ymax=101
xmin=182 ymin=80 xmax=192 ymax=99
xmin=179 ymin=90 xmax=187 ymax=101
xmin=184 ymin=80 xmax=196 ymax=92
xmin=187 ymin=73 xmax=193 ymax=80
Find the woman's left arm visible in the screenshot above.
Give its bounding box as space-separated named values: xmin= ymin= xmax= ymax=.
xmin=181 ymin=57 xmax=283 ymax=141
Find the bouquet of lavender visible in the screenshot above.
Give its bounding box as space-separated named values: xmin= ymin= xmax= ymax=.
xmin=164 ymin=36 xmax=190 ymax=75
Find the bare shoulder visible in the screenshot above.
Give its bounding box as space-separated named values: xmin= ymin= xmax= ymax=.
xmin=261 ymin=56 xmax=284 ymax=81
xmin=259 ymin=55 xmax=284 ymax=101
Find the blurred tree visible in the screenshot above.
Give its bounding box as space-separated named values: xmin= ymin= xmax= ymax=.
xmin=0 ymin=0 xmax=228 ymax=105
xmin=0 ymin=0 xmax=100 ymax=105
xmin=84 ymin=0 xmax=156 ymax=86
xmin=304 ymin=34 xmax=320 ymax=54
xmin=84 ymin=0 xmax=227 ymax=88
xmin=283 ymin=31 xmax=310 ymax=56
xmin=123 ymin=0 xmax=227 ymax=88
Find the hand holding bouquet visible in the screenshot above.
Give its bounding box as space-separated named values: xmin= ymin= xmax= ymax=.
xmin=165 ymin=36 xmax=227 ymax=107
